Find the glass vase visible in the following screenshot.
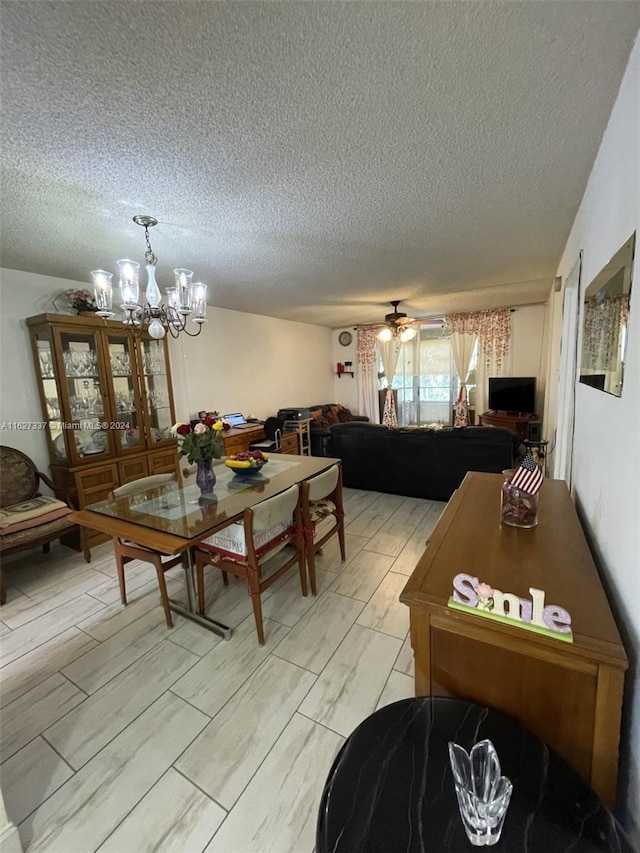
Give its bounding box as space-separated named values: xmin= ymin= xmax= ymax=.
xmin=501 ymin=469 xmax=538 ymax=528
xmin=449 ymin=739 xmax=513 ymax=846
xmin=196 ymin=458 xmax=216 ymax=494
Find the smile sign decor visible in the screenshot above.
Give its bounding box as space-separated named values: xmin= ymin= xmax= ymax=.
xmin=448 ymin=573 xmax=573 ymax=643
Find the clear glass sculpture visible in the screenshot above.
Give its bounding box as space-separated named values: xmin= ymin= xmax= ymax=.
xmin=448 ymin=739 xmax=513 ymax=846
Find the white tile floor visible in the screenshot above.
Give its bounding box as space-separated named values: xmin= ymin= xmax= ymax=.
xmin=0 ymin=488 xmax=445 ymax=853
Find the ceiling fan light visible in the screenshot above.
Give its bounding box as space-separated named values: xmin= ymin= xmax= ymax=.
xmin=399 ymin=326 xmax=417 ymax=342
xmin=377 ymin=327 xmax=393 ymax=342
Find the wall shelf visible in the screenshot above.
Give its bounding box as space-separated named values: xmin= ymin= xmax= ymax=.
xmin=336 ymin=371 xmax=354 ymax=378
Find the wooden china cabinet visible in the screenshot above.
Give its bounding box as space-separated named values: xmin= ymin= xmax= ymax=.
xmin=27 ymin=313 xmax=179 ymax=556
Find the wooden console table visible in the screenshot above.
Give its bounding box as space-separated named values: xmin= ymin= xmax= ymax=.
xmin=400 ymin=472 xmax=628 ymax=808
xmin=479 ymin=410 xmax=537 ymax=442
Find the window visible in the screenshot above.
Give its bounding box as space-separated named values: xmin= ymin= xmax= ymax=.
xmin=378 ymin=325 xmax=478 ymax=426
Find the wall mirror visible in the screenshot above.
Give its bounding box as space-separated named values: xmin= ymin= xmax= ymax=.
xmin=579 ymin=232 xmax=635 ymax=397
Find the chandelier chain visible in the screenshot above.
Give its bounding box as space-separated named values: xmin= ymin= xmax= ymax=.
xmin=143 ymin=226 xmax=158 ymax=267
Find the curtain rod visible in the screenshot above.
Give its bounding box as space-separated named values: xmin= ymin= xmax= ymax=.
xmin=349 ymin=306 xmax=526 ymax=331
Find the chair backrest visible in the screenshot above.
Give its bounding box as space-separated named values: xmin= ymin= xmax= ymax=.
xmin=248 ymin=483 xmax=299 ymax=532
xmin=0 ymin=446 xmax=40 ymax=507
xmin=306 ymin=464 xmax=340 ymax=502
xmin=263 ymin=417 xmax=285 ymax=442
xmin=112 ymin=472 xmax=177 ymax=499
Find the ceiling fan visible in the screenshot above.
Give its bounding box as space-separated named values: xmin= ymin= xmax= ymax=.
xmin=378 ymin=300 xmax=418 ymax=342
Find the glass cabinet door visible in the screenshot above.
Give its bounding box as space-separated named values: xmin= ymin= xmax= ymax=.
xmin=56 ymin=328 xmax=114 ymax=463
xmin=104 ymin=332 xmax=145 ymax=454
xmin=32 ymin=331 xmax=67 ymax=462
xmin=137 ymin=338 xmax=176 ymax=446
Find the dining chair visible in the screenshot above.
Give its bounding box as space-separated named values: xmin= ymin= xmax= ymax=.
xmin=110 ymin=473 xmax=183 ymax=627
xmin=301 ymin=463 xmax=345 ymax=594
xmin=195 ymin=483 xmax=306 ymax=645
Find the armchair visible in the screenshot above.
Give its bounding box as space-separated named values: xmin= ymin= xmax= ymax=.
xmin=0 ymin=446 xmax=88 ymax=603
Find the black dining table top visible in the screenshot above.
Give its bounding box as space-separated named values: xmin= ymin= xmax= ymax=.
xmin=316 ymin=697 xmax=633 ymax=853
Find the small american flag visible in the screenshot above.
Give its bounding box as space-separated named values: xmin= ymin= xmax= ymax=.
xmin=510 ymin=450 xmax=544 ymax=495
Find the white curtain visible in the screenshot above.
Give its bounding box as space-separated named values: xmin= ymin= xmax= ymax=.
xmin=379 ymin=337 xmax=402 ymax=426
xmin=356 ymin=327 xmax=380 ymax=423
xmin=450 ymin=332 xmax=477 ymax=426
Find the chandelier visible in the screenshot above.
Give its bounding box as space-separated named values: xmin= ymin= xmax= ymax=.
xmin=90 ymin=215 xmax=208 ymax=339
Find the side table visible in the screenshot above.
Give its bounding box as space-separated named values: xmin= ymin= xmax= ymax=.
xmin=316 ymin=697 xmax=634 ymax=853
xmin=283 ymin=418 xmax=312 ymax=455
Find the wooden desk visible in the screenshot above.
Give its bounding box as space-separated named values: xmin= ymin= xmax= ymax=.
xmin=400 ymin=472 xmax=628 ymax=808
xmin=222 ymin=424 xmax=265 ymax=455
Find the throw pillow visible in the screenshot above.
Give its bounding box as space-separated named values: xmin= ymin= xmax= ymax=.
xmin=324 ymin=406 xmax=340 ymax=425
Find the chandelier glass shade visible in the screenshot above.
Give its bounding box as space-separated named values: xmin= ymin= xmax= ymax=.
xmin=377 ymin=325 xmax=417 ymax=343
xmin=90 ymin=216 xmax=207 ymax=339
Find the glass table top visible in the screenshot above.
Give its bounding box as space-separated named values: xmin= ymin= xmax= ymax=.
xmin=86 ymin=455 xmax=338 ymax=541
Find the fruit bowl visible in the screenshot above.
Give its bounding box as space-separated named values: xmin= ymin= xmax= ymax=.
xmin=225 ymin=451 xmax=269 ymax=476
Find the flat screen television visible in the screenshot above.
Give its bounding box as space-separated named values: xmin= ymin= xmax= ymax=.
xmin=488 ymin=377 xmax=536 ymax=414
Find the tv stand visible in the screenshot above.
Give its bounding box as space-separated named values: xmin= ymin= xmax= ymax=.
xmin=479 ymin=410 xmax=537 ymax=442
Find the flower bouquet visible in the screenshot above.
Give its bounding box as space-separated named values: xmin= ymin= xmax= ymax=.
xmin=171 ymin=417 xmax=225 ymax=493
xmin=171 ymin=417 xmax=224 ymax=462
xmin=62 ymin=289 xmax=98 ymax=314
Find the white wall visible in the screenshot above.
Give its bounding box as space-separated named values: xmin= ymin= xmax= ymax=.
xmin=548 ymin=34 xmax=640 ymax=842
xmin=509 ymin=305 xmax=548 ymax=420
xmin=332 ymin=329 xmax=358 ymax=413
xmin=0 ymin=268 xmax=334 ymax=474
xmin=170 ymin=307 xmax=334 ymax=421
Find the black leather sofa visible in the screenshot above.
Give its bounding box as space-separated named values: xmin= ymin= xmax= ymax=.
xmin=308 ymin=404 xmax=369 ymax=456
xmin=327 ymin=422 xmax=523 ymax=501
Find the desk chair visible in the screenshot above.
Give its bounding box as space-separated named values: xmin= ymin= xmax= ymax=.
xmin=249 ymin=416 xmax=285 ymax=453
xmin=195 ymin=483 xmax=306 ymax=645
xmin=301 ymin=463 xmax=345 ymax=594
xmin=110 ymin=473 xmax=183 ymax=627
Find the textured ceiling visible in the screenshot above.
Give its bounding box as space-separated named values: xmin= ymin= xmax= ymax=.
xmin=2 ymin=1 xmax=639 ymax=328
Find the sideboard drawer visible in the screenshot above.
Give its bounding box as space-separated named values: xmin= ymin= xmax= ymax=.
xmin=148 ymin=447 xmax=179 ymax=475
xmin=118 ymin=456 xmax=149 ymax=484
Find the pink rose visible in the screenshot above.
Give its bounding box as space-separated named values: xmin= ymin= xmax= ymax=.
xmin=194 ymin=422 xmax=207 ymax=434
xmin=475 ymin=582 xmax=494 ymax=599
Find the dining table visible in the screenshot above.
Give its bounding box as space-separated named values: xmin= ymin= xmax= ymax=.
xmin=71 ymin=453 xmax=341 ymax=639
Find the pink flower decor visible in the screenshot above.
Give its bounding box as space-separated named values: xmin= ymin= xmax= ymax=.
xmin=475 ymin=582 xmax=494 ymax=599
xmin=194 ymin=422 xmax=207 ymax=434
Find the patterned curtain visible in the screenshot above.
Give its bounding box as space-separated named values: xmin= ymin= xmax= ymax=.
xmin=356 ymin=327 xmax=380 ymax=423
xmin=445 ymin=308 xmax=512 ymax=373
xmin=379 ymin=338 xmax=402 ymax=427
xmin=582 ymin=294 xmax=629 ymax=370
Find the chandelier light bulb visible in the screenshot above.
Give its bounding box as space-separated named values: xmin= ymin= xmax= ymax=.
xmin=91 ymin=269 xmax=114 ymax=318
xmin=148 ymin=318 xmax=166 ymax=339
xmin=191 ymin=283 xmax=208 ymax=321
xmin=117 ymin=259 xmax=140 ymax=307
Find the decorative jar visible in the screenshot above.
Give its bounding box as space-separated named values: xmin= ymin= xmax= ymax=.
xmin=501 ymin=469 xmax=538 ymax=528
